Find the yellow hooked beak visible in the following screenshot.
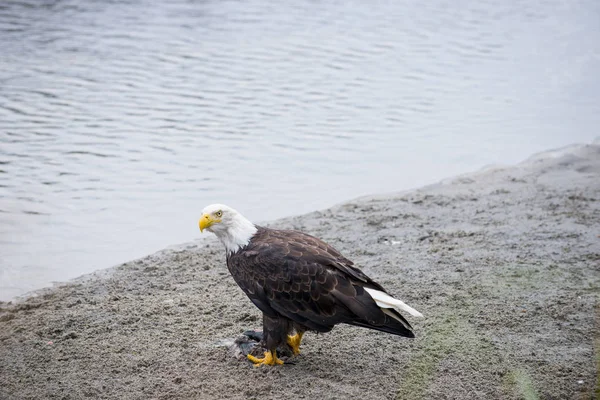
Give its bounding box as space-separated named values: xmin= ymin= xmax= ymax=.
xmin=199 ymin=213 xmax=220 ymax=232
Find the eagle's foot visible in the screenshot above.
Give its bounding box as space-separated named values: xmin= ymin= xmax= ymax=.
xmin=286 ymin=332 xmax=304 ymax=355
xmin=247 ymin=350 xmax=284 ymax=367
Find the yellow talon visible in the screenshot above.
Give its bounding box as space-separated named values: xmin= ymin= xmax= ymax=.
xmin=247 ymin=350 xmax=284 ymax=367
xmin=287 ymin=332 xmax=304 ymax=355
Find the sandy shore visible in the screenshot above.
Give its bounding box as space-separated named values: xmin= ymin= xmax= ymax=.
xmin=1 ymin=143 xmax=599 ymax=400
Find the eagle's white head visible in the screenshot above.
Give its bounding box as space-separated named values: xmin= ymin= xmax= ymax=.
xmin=199 ymin=204 xmax=257 ymax=254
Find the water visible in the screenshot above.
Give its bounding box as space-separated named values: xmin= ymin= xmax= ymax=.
xmin=1 ymin=0 xmax=599 ymax=301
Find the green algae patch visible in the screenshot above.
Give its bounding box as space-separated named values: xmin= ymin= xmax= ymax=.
xmin=506 ymin=369 xmax=539 ymax=400
xmin=395 ymin=317 xmax=458 ymax=400
xmin=396 ymin=312 xmax=502 ymax=400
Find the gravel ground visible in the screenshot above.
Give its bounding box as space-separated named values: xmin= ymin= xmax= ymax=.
xmin=1 ymin=143 xmax=599 ymax=400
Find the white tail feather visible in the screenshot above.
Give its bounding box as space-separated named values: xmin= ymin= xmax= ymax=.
xmin=364 ymin=287 xmax=424 ymax=318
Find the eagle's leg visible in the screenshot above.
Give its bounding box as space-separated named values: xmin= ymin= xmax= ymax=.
xmin=247 ymin=314 xmax=289 ymax=366
xmin=287 ymin=331 xmax=304 ymax=355
xmin=247 ymin=350 xmax=284 ymax=366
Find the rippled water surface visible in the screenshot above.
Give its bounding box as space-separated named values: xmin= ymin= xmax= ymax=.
xmin=1 ymin=0 xmax=599 ymax=300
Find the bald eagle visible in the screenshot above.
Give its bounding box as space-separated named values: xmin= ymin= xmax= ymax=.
xmin=199 ymin=204 xmax=422 ymax=366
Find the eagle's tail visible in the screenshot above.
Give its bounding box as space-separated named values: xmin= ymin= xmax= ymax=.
xmin=346 ymin=287 xmax=423 ymax=338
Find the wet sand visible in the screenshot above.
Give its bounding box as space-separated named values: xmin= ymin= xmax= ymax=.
xmin=1 ymin=143 xmax=599 ymax=399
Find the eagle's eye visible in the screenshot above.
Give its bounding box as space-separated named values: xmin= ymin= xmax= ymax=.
xmin=215 ymin=211 xmax=223 ymax=218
